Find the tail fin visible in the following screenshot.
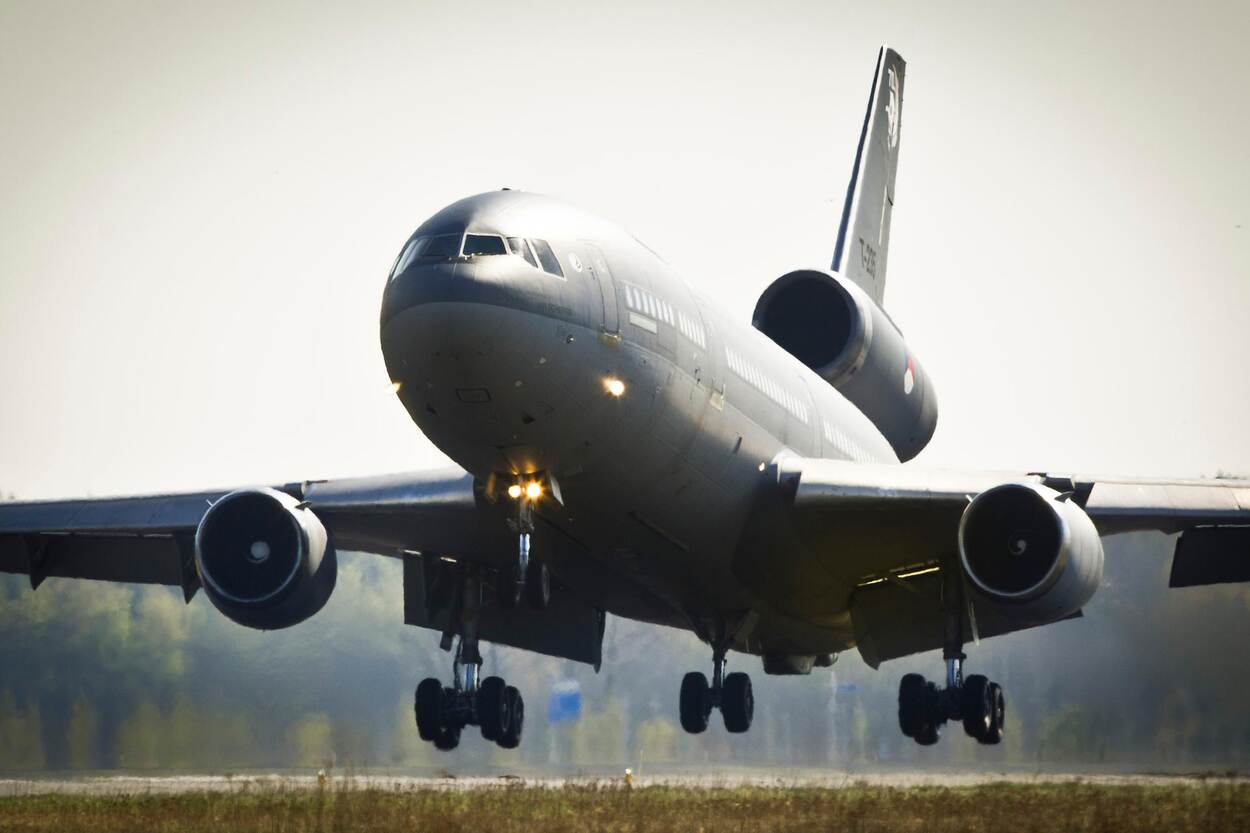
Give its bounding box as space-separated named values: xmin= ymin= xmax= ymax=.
xmin=831 ymin=46 xmax=906 ymax=307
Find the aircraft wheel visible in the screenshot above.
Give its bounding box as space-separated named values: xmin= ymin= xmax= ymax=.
xmin=433 ymin=723 xmax=461 ymax=751
xmin=979 ymin=682 xmax=1005 ymax=745
xmin=477 ymin=676 xmax=508 ymax=742
xmin=961 ymin=674 xmax=992 ymax=740
xmin=679 ymin=672 xmax=711 ymax=734
xmin=525 ymin=558 xmax=550 ymax=610
xmin=898 ymin=673 xmax=927 ymax=738
xmin=722 ymin=672 xmax=754 ymax=733
xmin=414 ymin=677 xmax=444 ymax=741
xmin=914 ymin=721 xmax=940 ymax=746
xmin=497 ymin=686 xmax=524 ymax=749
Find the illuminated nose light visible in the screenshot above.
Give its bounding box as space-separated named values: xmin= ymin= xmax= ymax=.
xmin=604 ymin=377 xmax=626 ymax=397
xmin=389 ymin=381 xmax=403 ymax=395
xmin=507 ymin=484 xmax=522 ymax=499
xmin=524 ymin=482 xmax=543 ymax=500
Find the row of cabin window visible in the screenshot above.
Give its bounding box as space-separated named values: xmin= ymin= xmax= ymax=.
xmin=390 ymin=233 xmax=564 ymax=280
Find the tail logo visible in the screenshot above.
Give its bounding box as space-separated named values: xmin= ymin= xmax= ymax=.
xmin=886 ymin=66 xmax=901 ymax=150
xmin=903 ymin=354 xmax=915 ymax=395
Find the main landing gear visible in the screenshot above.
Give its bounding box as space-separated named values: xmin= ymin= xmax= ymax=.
xmin=413 ymin=567 xmax=525 ymax=751
xmin=898 ymin=564 xmax=1006 ymax=746
xmin=898 ymin=655 xmax=1005 ymax=746
xmin=679 ymin=627 xmax=754 ymax=734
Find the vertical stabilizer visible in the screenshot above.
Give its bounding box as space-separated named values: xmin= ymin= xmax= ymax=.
xmin=831 ymin=46 xmax=905 ymax=307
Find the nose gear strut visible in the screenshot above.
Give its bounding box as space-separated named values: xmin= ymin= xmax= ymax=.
xmin=500 ymin=479 xmax=551 ymax=610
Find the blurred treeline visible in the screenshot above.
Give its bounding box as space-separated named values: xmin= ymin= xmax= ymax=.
xmin=1 ymin=532 xmax=1248 ymax=773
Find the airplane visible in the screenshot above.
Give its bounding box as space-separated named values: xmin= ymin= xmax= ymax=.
xmin=3 ymin=46 xmax=1248 ymax=753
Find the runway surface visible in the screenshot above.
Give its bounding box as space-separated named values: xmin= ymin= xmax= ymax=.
xmin=1 ymin=770 xmax=1241 ymax=796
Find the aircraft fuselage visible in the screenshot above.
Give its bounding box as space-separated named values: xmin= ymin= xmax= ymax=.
xmin=380 ymin=190 xmax=895 ymax=658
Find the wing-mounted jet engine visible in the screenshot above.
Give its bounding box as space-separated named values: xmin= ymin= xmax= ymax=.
xmin=898 ymin=480 xmax=1104 ymax=747
xmin=752 ymin=268 xmax=937 ymax=461
xmin=958 ymin=482 xmax=1104 ymax=622
xmin=194 ymin=487 xmax=337 ymax=630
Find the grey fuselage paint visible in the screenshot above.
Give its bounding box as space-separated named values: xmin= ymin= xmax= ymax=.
xmin=380 ymin=191 xmax=898 ymax=659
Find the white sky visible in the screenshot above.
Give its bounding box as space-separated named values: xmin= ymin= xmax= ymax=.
xmin=1 ymin=0 xmax=1247 ymax=500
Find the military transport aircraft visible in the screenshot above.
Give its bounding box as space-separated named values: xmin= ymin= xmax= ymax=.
xmin=3 ymin=47 xmax=1248 ymax=752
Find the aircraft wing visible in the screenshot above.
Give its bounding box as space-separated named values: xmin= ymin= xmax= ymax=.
xmin=0 ymin=469 xmax=604 ymax=666
xmin=769 ymin=457 xmax=1250 ymax=666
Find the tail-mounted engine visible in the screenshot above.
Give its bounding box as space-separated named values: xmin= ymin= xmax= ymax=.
xmin=752 ymin=269 xmax=936 ymax=461
xmin=958 ymin=482 xmax=1104 ymax=622
xmin=194 ymin=487 xmax=337 ymax=630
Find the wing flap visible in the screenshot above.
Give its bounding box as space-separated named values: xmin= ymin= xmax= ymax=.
xmin=1169 ymin=526 xmax=1250 ymax=587
xmin=403 ymin=553 xmax=604 ymax=667
xmin=850 ymin=566 xmax=1082 ymax=667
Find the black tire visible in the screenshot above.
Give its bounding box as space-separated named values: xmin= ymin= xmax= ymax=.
xmin=679 ymin=672 xmax=711 ymax=734
xmin=981 ymin=682 xmax=1005 ymax=745
xmin=497 ymin=564 xmax=522 ymax=609
xmin=722 ymin=672 xmax=754 ymax=733
xmin=525 ymin=558 xmax=550 ymax=610
xmin=414 ymin=677 xmax=444 ymax=741
xmin=433 ymin=724 xmax=461 ymax=751
xmin=497 ymin=686 xmax=524 ymax=749
xmin=477 ymin=676 xmax=508 ymax=742
xmin=898 ymin=673 xmax=927 ymax=738
xmin=961 ymin=674 xmax=991 ymax=740
xmin=914 ymin=722 xmax=940 ymax=746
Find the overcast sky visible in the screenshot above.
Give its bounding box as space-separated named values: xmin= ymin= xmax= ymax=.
xmin=1 ymin=0 xmax=1247 ymax=500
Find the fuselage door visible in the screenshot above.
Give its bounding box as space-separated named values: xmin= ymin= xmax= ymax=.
xmin=584 ymin=244 xmax=619 ymax=335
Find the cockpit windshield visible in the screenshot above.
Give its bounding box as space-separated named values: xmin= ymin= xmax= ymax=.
xmin=390 ymin=233 xmax=463 ymax=279
xmin=463 ymin=234 xmax=507 ymax=256
xmin=388 ymin=230 xmax=564 ymax=281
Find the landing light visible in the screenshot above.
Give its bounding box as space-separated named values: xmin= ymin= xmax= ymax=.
xmin=507 ymin=484 xmax=522 ymax=499
xmin=389 ymin=381 xmax=403 ymax=395
xmin=525 ymin=481 xmax=543 ymax=500
xmin=604 ymin=377 xmax=626 ymax=398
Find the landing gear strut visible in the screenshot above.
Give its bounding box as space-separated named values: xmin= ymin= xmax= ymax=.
xmin=898 ymin=563 xmax=1005 ymax=746
xmin=679 ymin=623 xmax=754 ymax=734
xmin=500 ymin=480 xmax=550 ymax=611
xmin=413 ymin=566 xmax=525 ymax=750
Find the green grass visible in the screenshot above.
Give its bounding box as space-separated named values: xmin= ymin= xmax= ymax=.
xmin=1 ymin=781 xmax=1248 ymax=833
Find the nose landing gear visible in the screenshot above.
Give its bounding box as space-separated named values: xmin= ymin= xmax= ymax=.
xmin=413 ymin=566 xmax=525 ymax=751
xmin=898 ymin=563 xmax=1006 ymax=746
xmin=499 ymin=479 xmax=551 ymax=610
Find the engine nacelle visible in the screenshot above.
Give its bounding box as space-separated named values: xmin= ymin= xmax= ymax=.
xmin=752 ymin=268 xmax=937 ymax=461
xmin=958 ymin=482 xmax=1104 ymax=622
xmin=194 ymin=487 xmax=337 ymax=630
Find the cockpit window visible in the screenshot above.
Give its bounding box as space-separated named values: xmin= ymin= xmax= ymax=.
xmin=420 ymin=234 xmax=463 ymax=258
xmin=507 ymin=237 xmax=539 ymax=269
xmin=389 ymin=233 xmax=465 ymax=280
xmin=463 ymin=234 xmax=507 ymax=256
xmin=529 ymin=238 xmax=564 ymax=277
